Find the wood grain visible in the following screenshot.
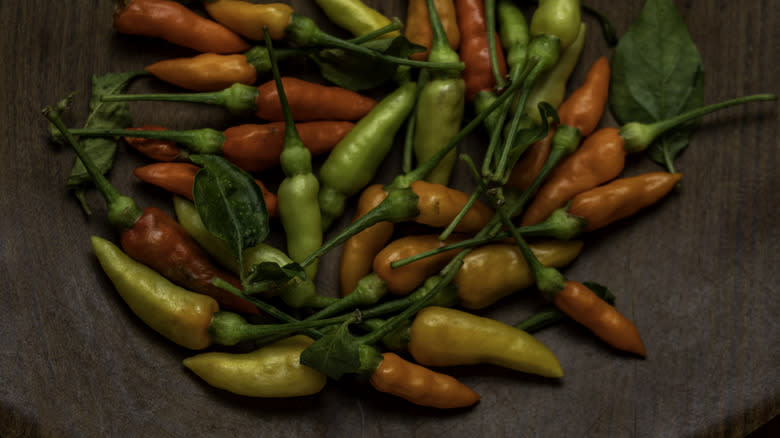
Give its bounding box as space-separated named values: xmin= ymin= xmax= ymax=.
xmin=0 ymin=1 xmax=777 ymax=437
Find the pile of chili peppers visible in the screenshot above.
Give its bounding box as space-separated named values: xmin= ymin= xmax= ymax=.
xmin=43 ymin=0 xmax=775 ymax=410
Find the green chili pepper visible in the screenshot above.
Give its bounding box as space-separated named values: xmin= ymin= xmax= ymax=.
xmin=525 ymin=22 xmax=586 ymax=124
xmin=183 ymin=335 xmax=327 ymax=398
xmin=314 ymin=0 xmax=399 ymax=39
xmin=318 ymin=80 xmax=418 ymax=230
xmin=530 ymin=0 xmax=582 ymax=50
xmin=90 ymin=236 xmax=218 ymax=350
xmin=411 ymin=0 xmax=466 ymax=185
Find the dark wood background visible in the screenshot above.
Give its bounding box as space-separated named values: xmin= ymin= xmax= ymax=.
xmin=1 ymin=1 xmax=777 ymax=437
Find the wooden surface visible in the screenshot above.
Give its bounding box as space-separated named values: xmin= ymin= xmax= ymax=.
xmin=1 ymin=1 xmax=777 ymax=437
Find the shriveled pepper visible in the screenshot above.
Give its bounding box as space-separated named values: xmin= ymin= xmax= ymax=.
xmin=408 ymin=306 xmax=564 ymax=377
xmin=411 ymin=0 xmax=466 ymax=185
xmin=124 ymin=125 xmax=185 ymax=161
xmin=103 ymin=77 xmax=377 ymax=122
xmin=44 ymin=106 xmax=258 ymax=315
xmin=405 ymin=0 xmax=460 ymax=61
xmin=455 ymin=0 xmax=508 ymax=100
xmin=183 ymin=335 xmax=327 ymax=397
xmin=133 ymin=162 xmax=279 ymax=217
xmin=91 ymin=236 xmax=218 ymax=350
xmin=369 ymin=352 xmax=480 ymax=409
xmin=569 ymin=172 xmax=683 ymax=232
xmin=113 ymin=0 xmax=250 ymax=54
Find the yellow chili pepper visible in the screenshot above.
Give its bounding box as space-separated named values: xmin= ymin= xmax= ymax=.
xmin=203 ymin=0 xmax=294 ymax=41
xmin=314 ymin=0 xmax=400 ymax=38
xmin=183 ymin=335 xmax=327 ymax=397
xmin=408 ymin=306 xmax=564 ymax=377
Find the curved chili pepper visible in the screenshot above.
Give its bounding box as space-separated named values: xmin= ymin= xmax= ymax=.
xmin=133 ymin=162 xmax=278 ymax=217
xmin=318 ymin=81 xmax=417 ymax=229
xmin=103 ymin=77 xmax=377 ymax=122
xmin=455 ymin=0 xmax=508 ymax=101
xmin=405 ymin=0 xmax=460 ymax=61
xmin=553 ymin=281 xmax=646 ymax=356
xmin=45 ymin=107 xmax=259 ymax=315
xmin=369 ymin=352 xmax=480 ymax=409
xmin=145 ymin=53 xmax=258 ymax=92
xmin=91 ymin=236 xmax=219 ymax=350
xmin=557 ymin=55 xmax=610 ymax=136
xmin=124 ymin=125 xmax=186 ymax=162
xmin=113 ymin=0 xmax=250 ymax=54
xmin=183 ymin=335 xmax=327 ymax=397
xmin=408 ymin=306 xmax=564 ymax=377
xmin=315 ymin=0 xmax=400 ymax=38
xmin=337 ymin=181 xmax=493 ymax=296
xmin=202 ymin=0 xmax=294 ymax=41
xmin=569 ymin=172 xmax=682 ymax=231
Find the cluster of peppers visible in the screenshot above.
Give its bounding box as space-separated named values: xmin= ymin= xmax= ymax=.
xmin=44 ymin=0 xmax=775 ymax=410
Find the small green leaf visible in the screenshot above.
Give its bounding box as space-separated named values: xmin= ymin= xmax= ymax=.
xmin=507 ymin=102 xmax=558 ymax=166
xmin=244 ymin=261 xmax=306 ymax=295
xmin=311 ymin=37 xmax=426 ymax=91
xmin=190 ymin=155 xmax=269 ymax=275
xmin=582 ymin=281 xmax=616 ymax=305
xmin=300 ymin=318 xmax=362 ymax=380
xmin=609 ymin=0 xmax=704 ymax=171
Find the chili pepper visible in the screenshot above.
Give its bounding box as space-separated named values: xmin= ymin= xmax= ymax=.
xmin=557 ymin=55 xmax=610 ymax=136
xmin=172 ymin=196 xmax=336 ymax=309
xmin=496 ymin=0 xmax=530 ymax=74
xmin=411 ymin=0 xmax=466 ymax=185
xmin=133 ymin=162 xmax=278 ymax=217
xmin=102 ymin=77 xmax=377 ymax=122
xmin=524 ymin=22 xmax=586 ymax=124
xmin=405 ymin=0 xmax=460 ymax=61
xmin=183 ymin=335 xmax=327 ymax=397
xmin=515 ymin=281 xmax=615 ymax=333
xmin=529 ymin=0 xmax=582 ymax=50
xmin=369 ymin=352 xmax=480 ymax=409
xmin=91 ymin=236 xmax=218 ymax=350
xmin=124 ymin=126 xmax=186 ymax=162
xmin=553 ymin=281 xmax=646 ymax=355
xmin=113 ymin=0 xmax=250 ymax=54
xmin=202 ymin=0 xmax=294 ymax=41
xmin=569 ymin=172 xmax=683 ymax=232
xmin=76 ymin=121 xmax=353 ymax=173
xmin=408 ymin=306 xmax=564 ymax=377
xmin=318 ymin=80 xmax=417 ymax=230
xmin=505 ymin=130 xmax=552 ymax=191
xmin=44 ymin=106 xmax=259 ymax=315
xmin=336 ymin=181 xmax=493 ymax=295
xmin=145 ymin=53 xmax=258 ymax=92
xmin=315 ymin=0 xmax=400 ymax=39
xmin=373 ymin=234 xmax=469 ymax=295
xmin=455 ymin=0 xmax=508 ymax=101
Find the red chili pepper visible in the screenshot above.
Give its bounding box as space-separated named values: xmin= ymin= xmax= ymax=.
xmin=124 ymin=126 xmax=186 ymax=162
xmin=455 ymin=0 xmax=508 ymax=100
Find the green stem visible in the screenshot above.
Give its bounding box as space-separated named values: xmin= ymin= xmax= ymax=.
xmin=621 ymin=94 xmax=777 ymax=153
xmin=68 ymin=128 xmax=225 ymax=154
xmin=484 ymin=0 xmax=506 ymax=88
xmin=42 ymin=106 xmax=142 ymax=230
xmin=102 ymin=83 xmax=259 ymax=116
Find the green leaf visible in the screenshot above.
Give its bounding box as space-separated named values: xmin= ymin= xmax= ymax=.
xmin=244 ymin=261 xmax=306 ymax=295
xmin=310 ymin=37 xmax=426 ymax=91
xmin=300 ymin=318 xmax=362 ymax=380
xmin=608 ymin=0 xmax=704 ymax=171
xmin=63 ymin=72 xmax=145 ymax=191
xmin=190 ymin=154 xmax=269 ymax=275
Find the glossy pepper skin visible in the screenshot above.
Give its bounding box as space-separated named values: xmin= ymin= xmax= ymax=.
xmin=318 ymin=81 xmax=417 ymax=229
xmin=557 ymin=56 xmax=611 ymax=136
xmin=405 ymin=0 xmax=460 ymax=61
xmin=369 ymin=352 xmax=480 ymax=409
xmin=315 ymin=0 xmax=400 ymax=38
xmin=530 ymin=0 xmax=582 ymax=50
xmin=569 ymin=172 xmax=682 ymax=232
xmin=146 ymin=53 xmax=257 ymax=92
xmin=183 ymin=335 xmax=327 ymax=397
xmin=254 ymin=77 xmax=377 ymax=121
xmin=114 ymin=0 xmax=250 ymax=54
xmin=455 ymin=240 xmax=584 ymax=309
xmin=91 ymin=236 xmax=218 ymax=350
xmin=455 ymin=0 xmax=508 ymax=101
xmin=202 ymin=0 xmax=294 ymax=41
xmin=119 ymin=206 xmax=259 ymax=315
xmin=337 ymin=181 xmax=494 ymax=296
xmin=408 ymin=307 xmax=564 ymax=377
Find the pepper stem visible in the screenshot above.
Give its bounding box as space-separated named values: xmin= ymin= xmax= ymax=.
xmin=620 ymin=93 xmax=777 ymax=153
xmin=68 ymin=128 xmax=225 ymax=154
xmin=484 ymin=0 xmax=506 ymax=88
xmin=102 ymin=82 xmax=259 ymax=116
xmin=43 ymin=106 xmax=142 ymax=230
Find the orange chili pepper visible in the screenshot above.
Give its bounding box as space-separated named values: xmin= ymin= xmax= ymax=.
xmin=505 ymin=130 xmax=553 ymax=191
xmin=254 ymin=77 xmax=377 ymax=121
xmin=369 ymin=352 xmax=480 ymax=409
xmin=557 ymin=56 xmax=611 ymax=137
xmin=455 ymin=0 xmax=508 ymax=100
xmin=124 ymin=126 xmax=185 ymax=162
xmin=113 ymin=0 xmax=250 ymax=54
xmin=133 ymin=162 xmax=278 ymax=217
xmin=145 ymin=53 xmax=258 ymax=92
xmin=405 ymin=0 xmax=461 ymax=61
xmin=569 ymin=172 xmax=682 ymax=231
xmin=552 ymin=281 xmax=647 ymax=356
xmin=202 ymin=0 xmax=294 ymax=41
